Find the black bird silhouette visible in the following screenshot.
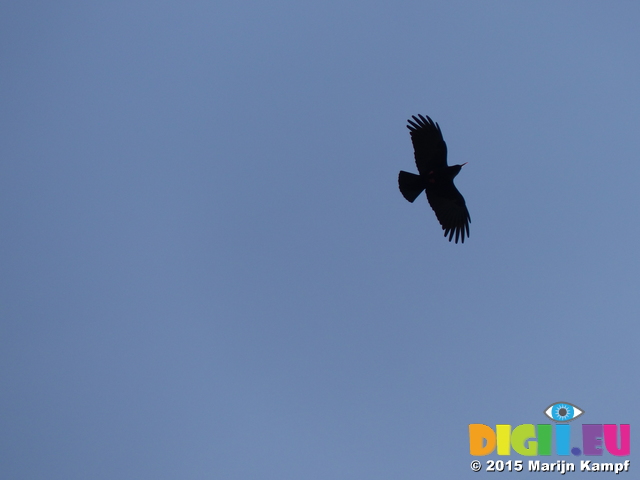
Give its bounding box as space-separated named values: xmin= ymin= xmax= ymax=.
xmin=398 ymin=114 xmax=470 ymax=243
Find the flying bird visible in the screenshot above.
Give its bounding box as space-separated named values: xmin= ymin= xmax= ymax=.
xmin=398 ymin=114 xmax=471 ymax=243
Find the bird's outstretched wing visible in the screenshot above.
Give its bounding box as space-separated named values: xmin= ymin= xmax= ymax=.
xmin=425 ymin=184 xmax=471 ymax=244
xmin=407 ymin=114 xmax=448 ymax=174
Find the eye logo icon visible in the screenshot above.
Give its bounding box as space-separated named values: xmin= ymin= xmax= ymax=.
xmin=543 ymin=402 xmax=584 ymax=422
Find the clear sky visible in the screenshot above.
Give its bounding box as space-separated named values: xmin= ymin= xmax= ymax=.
xmin=1 ymin=1 xmax=639 ymax=478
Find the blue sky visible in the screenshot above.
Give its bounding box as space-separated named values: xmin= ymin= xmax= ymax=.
xmin=2 ymin=1 xmax=639 ymax=478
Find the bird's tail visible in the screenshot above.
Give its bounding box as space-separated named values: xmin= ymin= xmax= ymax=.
xmin=398 ymin=171 xmax=424 ymax=203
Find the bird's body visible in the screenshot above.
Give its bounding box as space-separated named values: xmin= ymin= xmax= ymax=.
xmin=398 ymin=114 xmax=470 ymax=243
